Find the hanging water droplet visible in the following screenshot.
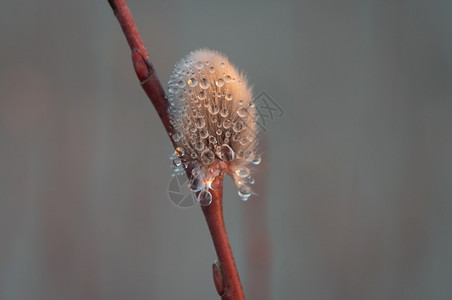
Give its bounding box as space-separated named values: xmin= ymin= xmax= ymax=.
xmin=252 ymin=154 xmax=261 ymax=165
xmin=218 ymin=144 xmax=235 ymax=162
xmin=200 ymin=129 xmax=209 ymax=139
xmin=209 ymin=66 xmax=215 ymax=73
xmin=177 ymin=80 xmax=186 ymax=88
xmin=209 ymin=104 xmax=219 ymax=115
xmin=201 ymin=149 xmax=215 ymax=165
xmin=249 ymin=101 xmax=255 ymax=108
xmin=198 ymin=91 xmax=206 ymax=100
xmin=175 ymin=147 xmax=184 ymax=157
xmin=195 ymin=117 xmax=206 ymax=128
xmin=195 ymin=60 xmax=204 ymax=70
xmin=189 ymin=176 xmax=203 ymax=192
xmin=244 ymin=150 xmax=254 ymax=161
xmin=216 ymin=78 xmax=225 ymax=87
xmin=197 ymin=190 xmax=212 ymax=206
xmin=225 ymin=93 xmax=232 ymax=101
xmin=235 ymin=167 xmax=250 ymax=178
xmin=238 ymin=99 xmax=244 ymax=106
xmin=238 ymin=184 xmax=251 ymax=200
xmin=188 ymin=78 xmax=198 ymax=87
xmin=200 ymin=78 xmax=210 ymax=89
xmin=173 ymin=158 xmax=181 ymax=167
xmin=237 ymin=107 xmax=248 ymax=117
xmin=220 ymin=108 xmax=229 ymax=117
xmin=248 ymin=177 xmax=255 ymax=184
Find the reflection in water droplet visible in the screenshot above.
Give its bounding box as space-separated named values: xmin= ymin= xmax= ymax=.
xmin=195 ymin=61 xmax=204 ymax=70
xmin=216 ymin=78 xmax=225 ymax=87
xmin=173 ymin=158 xmax=181 ymax=167
xmin=209 ymin=176 xmax=222 ymax=190
xmin=218 ymin=144 xmax=235 ymax=162
xmin=237 ymin=107 xmax=248 ymax=117
xmin=175 ymin=147 xmax=184 ymax=157
xmin=209 ymin=104 xmax=219 ymax=115
xmin=220 ymin=108 xmax=229 ymax=117
xmin=189 ymin=177 xmax=203 ymax=192
xmin=200 ymin=78 xmax=211 ymax=89
xmin=188 ymin=78 xmax=198 ymax=87
xmin=200 ymin=129 xmax=209 ymax=139
xmin=201 ymin=149 xmax=215 ymax=165
xmin=252 ymin=154 xmax=261 ymax=165
xmin=195 ymin=117 xmax=206 ymax=128
xmin=198 ymin=91 xmax=206 ymax=100
xmin=235 ymin=167 xmax=250 ymax=178
xmin=238 ymin=184 xmax=251 ymax=200
xmin=197 ymin=190 xmax=212 ymax=206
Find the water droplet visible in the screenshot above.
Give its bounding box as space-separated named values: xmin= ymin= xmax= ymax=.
xmin=244 ymin=150 xmax=254 ymax=161
xmin=238 ymin=184 xmax=251 ymax=200
xmin=195 ymin=60 xmax=204 ymax=70
xmin=200 ymin=129 xmax=209 ymax=139
xmin=173 ymin=158 xmax=181 ymax=167
xmin=248 ymin=177 xmax=255 ymax=184
xmin=237 ymin=107 xmax=248 ymax=117
xmin=188 ymin=78 xmax=198 ymax=87
xmin=216 ymin=78 xmax=225 ymax=87
xmin=195 ymin=141 xmax=205 ymax=151
xmin=249 ymin=101 xmax=255 ymax=108
xmin=177 ymin=80 xmax=186 ymax=88
xmin=220 ymin=62 xmax=225 ymax=68
xmin=209 ymin=66 xmax=215 ymax=73
xmin=225 ymin=131 xmax=231 ymax=138
xmin=189 ymin=176 xmax=203 ymax=192
xmin=200 ymin=78 xmax=211 ymax=89
xmin=191 ymin=152 xmax=197 ymax=159
xmin=209 ymin=136 xmax=217 ymax=144
xmin=216 ymin=129 xmax=222 ymax=136
xmin=239 ymin=137 xmax=248 ymax=145
xmin=195 ymin=117 xmax=206 ymax=128
xmin=252 ymin=154 xmax=261 ymax=165
xmin=209 ymin=104 xmax=219 ymax=115
xmin=235 ymin=167 xmax=250 ymax=178
xmin=224 ymin=75 xmax=231 ymax=83
xmin=220 ymin=108 xmax=229 ymax=117
xmin=175 ymin=147 xmax=184 ymax=157
xmin=197 ymin=190 xmax=212 ymax=206
xmin=198 ymin=91 xmax=206 ymax=100
xmin=233 ymin=121 xmax=245 ymax=133
xmin=201 ymin=149 xmax=215 ymax=165
xmin=209 ymin=176 xmax=222 ymax=190
xmin=238 ymin=99 xmax=244 ymax=106
xmin=236 ymin=150 xmax=244 ymax=159
xmin=218 ymin=144 xmax=235 ymax=162
xmin=225 ymin=94 xmax=232 ymax=101
xmin=223 ymin=119 xmax=232 ymax=129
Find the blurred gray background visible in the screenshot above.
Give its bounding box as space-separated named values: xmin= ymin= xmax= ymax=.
xmin=1 ymin=0 xmax=451 ymax=299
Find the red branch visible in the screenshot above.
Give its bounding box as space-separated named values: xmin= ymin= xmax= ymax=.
xmin=107 ymin=1 xmax=245 ymax=299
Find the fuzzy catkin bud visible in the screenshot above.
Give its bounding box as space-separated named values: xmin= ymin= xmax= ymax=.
xmin=168 ymin=49 xmax=261 ymax=203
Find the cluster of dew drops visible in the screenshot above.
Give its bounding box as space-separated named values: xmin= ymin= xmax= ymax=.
xmin=167 ymin=53 xmax=262 ymax=206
